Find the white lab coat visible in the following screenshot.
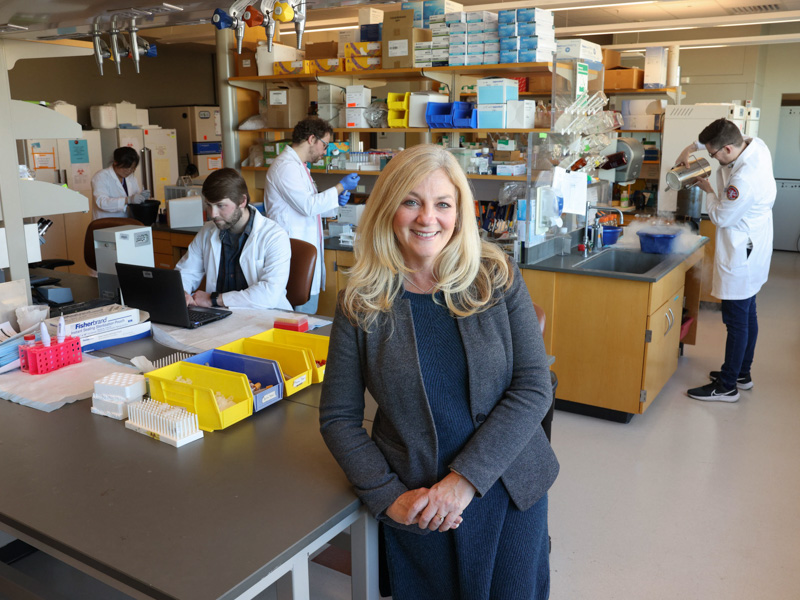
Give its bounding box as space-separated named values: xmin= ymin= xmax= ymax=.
xmin=90 ymin=166 xmax=145 ymax=219
xmin=263 ymin=146 xmax=339 ymax=296
xmin=702 ymin=137 xmax=776 ymax=300
xmin=175 ymin=207 xmax=293 ymax=310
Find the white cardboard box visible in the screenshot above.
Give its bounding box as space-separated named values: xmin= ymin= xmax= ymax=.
xmin=317 ymin=84 xmax=346 ymax=104
xmin=256 ymin=43 xmax=305 ymax=76
xmin=114 ymin=102 xmax=138 ymax=126
xmin=346 ymin=107 xmax=369 ymax=128
xmin=338 ymin=204 xmax=366 ymax=225
xmin=408 ymin=91 xmax=449 ymax=127
xmin=506 ymin=100 xmax=537 ymax=128
xmin=168 ymin=196 xmax=204 ymax=228
xmin=346 ymin=86 xmax=372 ymax=108
xmin=556 ymin=39 xmax=602 ymax=62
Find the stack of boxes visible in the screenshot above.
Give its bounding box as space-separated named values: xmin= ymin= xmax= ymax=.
xmin=344 ymin=41 xmax=382 ymax=72
xmin=476 ymin=78 xmax=518 ymax=129
xmin=345 ymin=85 xmax=372 ymax=128
xmin=402 ymin=0 xmax=464 ymax=28
xmin=428 ymin=15 xmax=450 ymax=67
xmin=498 ymin=8 xmax=556 ymax=64
xmin=306 ymin=42 xmax=340 ymax=74
xmin=382 ymin=10 xmax=433 ymax=69
xmin=317 ymin=84 xmax=346 ymax=129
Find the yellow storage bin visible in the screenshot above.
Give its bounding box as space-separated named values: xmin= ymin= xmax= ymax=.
xmin=217 ymin=338 xmax=313 ymax=395
xmin=388 ymin=109 xmax=410 ymax=128
xmin=251 ymin=329 xmax=330 ymax=384
xmin=387 ymin=92 xmax=410 ymax=111
xmin=145 ymin=362 xmax=254 ymax=432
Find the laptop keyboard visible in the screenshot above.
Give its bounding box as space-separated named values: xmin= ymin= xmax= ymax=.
xmin=188 ymin=309 xmax=221 ymax=324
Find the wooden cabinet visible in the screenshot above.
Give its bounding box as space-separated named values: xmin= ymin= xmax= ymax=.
xmin=152 ymin=230 xmax=195 ymax=270
xmin=317 ymin=249 xmax=355 ymax=318
xmin=522 ymin=247 xmax=703 ymax=417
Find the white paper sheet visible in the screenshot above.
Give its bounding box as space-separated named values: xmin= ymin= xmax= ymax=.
xmin=0 ymin=354 xmax=139 ymax=413
xmin=151 ymin=308 xmax=331 ymax=354
xmin=562 ymin=171 xmax=589 ymax=215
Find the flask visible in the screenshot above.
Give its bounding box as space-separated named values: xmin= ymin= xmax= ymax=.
xmin=557 ymin=227 xmax=571 ymax=255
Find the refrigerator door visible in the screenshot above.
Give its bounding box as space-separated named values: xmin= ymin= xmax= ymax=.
xmin=143 ymin=128 xmax=179 ymax=202
xmin=774 ymin=107 xmax=800 ymax=180
xmin=773 ymin=179 xmax=800 ymax=252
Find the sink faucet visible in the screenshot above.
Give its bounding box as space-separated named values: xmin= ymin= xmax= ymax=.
xmin=583 ymin=202 xmax=624 ymax=257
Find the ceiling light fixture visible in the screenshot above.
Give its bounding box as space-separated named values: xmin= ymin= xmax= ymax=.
xmin=606 ymin=32 xmax=800 ymax=50
xmin=716 ymin=18 xmax=800 ymax=26
xmin=550 ymin=0 xmax=655 ymax=10
xmin=579 ymin=26 xmax=698 ymax=35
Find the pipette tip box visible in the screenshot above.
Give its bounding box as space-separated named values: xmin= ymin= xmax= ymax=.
xmin=125 ymin=399 xmax=204 ymax=447
xmin=91 ymin=372 xmax=147 ymax=420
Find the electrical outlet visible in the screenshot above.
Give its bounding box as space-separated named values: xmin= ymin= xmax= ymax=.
xmin=379 ymin=132 xmax=388 ymax=138
xmin=356 ymin=185 xmax=366 ymax=193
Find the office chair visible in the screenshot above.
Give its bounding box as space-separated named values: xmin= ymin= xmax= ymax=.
xmin=286 ymin=239 xmax=317 ymax=309
xmin=84 ymin=218 xmax=143 ymax=272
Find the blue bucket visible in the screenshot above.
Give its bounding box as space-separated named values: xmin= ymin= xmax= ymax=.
xmin=602 ymin=226 xmax=623 ymax=246
xmin=637 ymin=228 xmax=680 ymax=254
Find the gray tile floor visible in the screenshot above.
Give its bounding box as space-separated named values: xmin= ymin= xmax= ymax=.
xmin=3 ymin=251 xmax=799 ymax=600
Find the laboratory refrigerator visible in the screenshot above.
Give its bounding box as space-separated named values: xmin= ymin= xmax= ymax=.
xmin=16 ymin=130 xmax=103 ymax=274
xmin=98 ymin=127 xmax=179 ymax=203
xmin=773 ymin=106 xmax=800 ymax=252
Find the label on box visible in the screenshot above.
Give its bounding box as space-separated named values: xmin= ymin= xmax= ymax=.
xmin=46 ymin=305 xmax=140 ymax=338
xmin=388 ymin=39 xmax=409 ymax=57
xmin=269 ymin=90 xmax=288 ymax=105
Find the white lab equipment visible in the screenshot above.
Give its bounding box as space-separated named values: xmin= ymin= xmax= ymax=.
xmin=168 ymin=196 xmax=204 ymax=228
xmin=0 ymin=224 xmax=42 ymax=269
xmin=93 ymin=225 xmax=154 ymax=302
xmin=91 ymin=372 xmax=147 ymax=420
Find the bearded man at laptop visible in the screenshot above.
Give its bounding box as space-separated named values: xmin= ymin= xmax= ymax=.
xmin=176 ymin=168 xmax=293 ymax=311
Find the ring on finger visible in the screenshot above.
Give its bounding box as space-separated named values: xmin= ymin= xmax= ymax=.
xmin=436 ymin=514 xmax=446 ymax=521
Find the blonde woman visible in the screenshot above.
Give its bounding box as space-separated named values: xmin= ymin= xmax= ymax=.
xmin=319 ymin=144 xmax=559 ymax=600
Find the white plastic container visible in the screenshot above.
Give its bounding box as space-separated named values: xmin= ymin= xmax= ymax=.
xmin=557 ymin=227 xmax=571 ymax=255
xmin=90 ymin=104 xmax=117 ymax=129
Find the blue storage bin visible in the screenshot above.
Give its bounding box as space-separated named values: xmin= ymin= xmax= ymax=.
xmin=637 ymin=228 xmax=680 ymax=254
xmin=451 ymin=102 xmax=477 ymax=128
xmin=426 ymin=102 xmax=453 ymax=128
xmin=183 ymin=349 xmax=285 ymax=412
xmin=602 ymin=226 xmax=623 ymax=246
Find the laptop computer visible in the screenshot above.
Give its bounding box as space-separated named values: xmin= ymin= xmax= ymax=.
xmin=115 ymin=263 xmax=232 ymax=329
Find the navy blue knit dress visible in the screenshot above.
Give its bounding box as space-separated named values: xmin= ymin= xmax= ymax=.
xmin=382 ymin=291 xmax=550 ymax=600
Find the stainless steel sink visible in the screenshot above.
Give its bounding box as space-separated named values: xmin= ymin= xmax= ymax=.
xmin=576 ymin=249 xmax=667 ymax=274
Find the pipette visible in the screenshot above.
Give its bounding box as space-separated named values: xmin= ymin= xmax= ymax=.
xmin=57 ymin=315 xmax=66 ymax=344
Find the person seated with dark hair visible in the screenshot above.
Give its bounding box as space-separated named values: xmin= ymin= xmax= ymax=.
xmin=263 ymin=116 xmax=360 ymax=314
xmin=91 ymin=146 xmax=150 ymax=219
xmin=176 ymin=167 xmax=292 ymax=310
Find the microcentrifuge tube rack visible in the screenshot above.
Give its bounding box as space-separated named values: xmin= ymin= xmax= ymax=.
xmin=125 ymin=399 xmax=203 ymax=447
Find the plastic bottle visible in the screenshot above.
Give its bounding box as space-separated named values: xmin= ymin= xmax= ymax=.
xmin=557 ymin=227 xmax=571 ymax=255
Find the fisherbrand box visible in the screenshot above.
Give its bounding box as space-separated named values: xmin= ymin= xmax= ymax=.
xmin=46 ymin=305 xmax=140 ymax=338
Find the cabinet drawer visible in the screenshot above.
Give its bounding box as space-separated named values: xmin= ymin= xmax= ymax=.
xmin=170 ymin=233 xmax=196 ymax=249
xmin=648 ymin=266 xmax=685 ymax=316
xmin=154 ymin=253 xmax=175 ymax=269
xmin=153 ymin=238 xmax=173 ymax=255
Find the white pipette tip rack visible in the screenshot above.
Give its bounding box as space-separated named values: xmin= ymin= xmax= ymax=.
xmin=125 ymin=399 xmax=204 ymax=447
xmin=91 ymin=372 xmax=147 ymax=420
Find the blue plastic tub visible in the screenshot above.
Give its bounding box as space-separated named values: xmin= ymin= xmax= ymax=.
xmin=602 ymin=226 xmax=623 ymax=246
xmin=183 ymin=349 xmax=285 ymax=412
xmin=637 ymin=228 xmax=680 ymax=254
xmin=450 ymin=102 xmax=476 ymax=128
xmin=426 ymin=102 xmax=453 ymax=128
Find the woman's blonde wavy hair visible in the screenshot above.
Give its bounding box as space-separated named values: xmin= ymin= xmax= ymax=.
xmin=341 ymin=144 xmax=512 ymax=331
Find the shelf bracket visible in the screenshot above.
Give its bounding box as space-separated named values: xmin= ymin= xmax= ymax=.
xmin=228 ymin=79 xmax=266 ymax=94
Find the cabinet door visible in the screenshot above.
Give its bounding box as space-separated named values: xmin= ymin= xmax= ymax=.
xmin=336 ymin=250 xmax=355 ymax=294
xmin=640 ymin=285 xmax=684 ymax=413
xmin=317 ymin=250 xmax=339 ymax=318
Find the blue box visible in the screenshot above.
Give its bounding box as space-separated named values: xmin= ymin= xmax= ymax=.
xmin=193 ymin=141 xmax=223 ymax=155
xmin=183 ymin=349 xmax=285 ymax=412
xmin=518 ymin=22 xmax=555 ymax=37
xmin=519 ymin=36 xmax=557 ymax=51
xmin=477 ymin=78 xmax=518 ymax=103
xmin=360 ymin=24 xmax=382 ymax=42
xmin=500 ymin=50 xmax=519 ymax=64
xmin=477 ymin=104 xmax=506 ymax=128
xmin=498 ymin=22 xmax=517 ymax=38
xmin=517 ymin=8 xmax=554 ymax=23
xmin=498 ymin=9 xmax=517 ymax=23
xmin=500 ymin=37 xmax=520 ymax=52
xmin=402 ymin=1 xmax=424 ymax=26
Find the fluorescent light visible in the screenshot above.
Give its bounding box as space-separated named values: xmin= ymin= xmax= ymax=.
xmin=580 ymin=26 xmax=697 ymax=35
xmin=716 ymin=18 xmax=800 ymax=27
xmin=280 ymin=24 xmax=358 ymax=33
xmin=682 ymin=44 xmax=729 ymax=49
xmin=551 ymin=0 xmax=654 ymax=10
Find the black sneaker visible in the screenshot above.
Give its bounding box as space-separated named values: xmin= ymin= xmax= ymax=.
xmin=708 ymin=371 xmax=754 ymax=390
xmin=687 ymin=381 xmax=740 ymax=402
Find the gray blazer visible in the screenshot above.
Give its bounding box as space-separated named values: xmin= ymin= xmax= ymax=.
xmin=319 ymin=263 xmax=559 ymax=532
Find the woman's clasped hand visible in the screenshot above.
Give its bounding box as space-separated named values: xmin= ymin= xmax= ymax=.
xmin=386 ymin=471 xmax=476 ymax=532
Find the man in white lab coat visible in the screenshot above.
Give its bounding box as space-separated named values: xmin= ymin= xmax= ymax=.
xmin=90 ymin=146 xmax=150 ymax=219
xmin=264 ymin=117 xmax=360 ymax=314
xmin=177 ymin=168 xmax=292 ymax=311
xmin=676 ymin=118 xmax=776 ymax=402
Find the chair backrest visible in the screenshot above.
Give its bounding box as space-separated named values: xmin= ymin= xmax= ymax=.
xmin=532 ymin=302 xmax=546 ymax=335
xmin=286 ymin=238 xmax=317 ymax=309
xmin=84 ymin=218 xmax=143 ymax=272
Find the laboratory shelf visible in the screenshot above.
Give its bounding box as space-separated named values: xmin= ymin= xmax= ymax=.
xmin=10 ymin=100 xmax=82 ymax=140
xmin=334 ymin=128 xmax=428 ymax=133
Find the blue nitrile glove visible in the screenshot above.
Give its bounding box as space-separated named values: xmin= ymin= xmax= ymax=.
xmin=338 ymin=190 xmax=350 ymax=206
xmin=339 ymin=173 xmax=360 ymax=191
xmin=138 ymin=189 xmax=151 ymax=201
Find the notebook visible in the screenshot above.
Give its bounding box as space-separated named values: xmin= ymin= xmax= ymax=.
xmin=115 ymin=263 xmax=232 ymax=329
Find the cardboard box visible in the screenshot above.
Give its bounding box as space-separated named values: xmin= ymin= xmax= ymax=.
xmin=312 ymin=58 xmax=341 ymax=73
xmin=359 ymin=7 xmax=384 ymax=25
xmin=382 ymin=12 xmax=433 ymax=69
xmin=620 ymin=99 xmax=667 ymax=115
xmin=477 ymin=104 xmax=506 ymax=128
xmin=494 ymin=150 xmax=524 ymax=162
xmin=517 ymin=22 xmax=554 ymax=37
xmin=338 ymin=204 xmax=366 ymax=225
xmin=483 ymin=52 xmax=499 ymax=65
xmin=477 ymin=78 xmax=519 ymax=104
xmin=401 ymin=1 xmax=424 ymax=27
xmin=273 ymin=60 xmax=314 ymax=75
xmin=500 ymin=50 xmax=518 ymax=64
xmin=604 ymin=67 xmax=644 ymax=90
xmin=602 ymin=49 xmax=622 ymax=69
xmin=346 ymin=85 xmax=372 ymax=108
xmin=266 ymin=88 xmax=310 ymax=128
xmin=360 ymin=23 xmax=383 ymax=42
xmin=519 ymin=35 xmax=557 ymax=51
xmin=622 ymin=114 xmax=662 ymax=130
xmin=556 ymin=39 xmax=602 ymax=62
xmin=519 ymin=48 xmax=555 ymax=62
xmin=498 ymin=23 xmax=517 ymax=38
xmin=498 ymin=9 xmax=518 ymax=24
xmin=639 ymin=162 xmax=660 ymax=179
xmin=466 ymin=54 xmax=484 ymax=65
xmin=449 ymin=54 xmax=466 ymax=66
xmin=235 ymin=50 xmax=258 ymax=76
xmin=317 ymin=83 xmax=346 ymax=104
xmin=346 ymin=107 xmax=369 ymax=128
xmin=517 ymin=8 xmax=554 ymax=23
xmin=506 ymin=100 xmax=537 ymax=128
xmin=445 ymin=11 xmax=467 ymax=23
xmin=345 ymin=56 xmax=382 ymax=71
xmin=338 ymin=29 xmax=359 ymax=57
xmin=305 ymin=41 xmax=339 ymax=59
xmin=256 ymin=43 xmax=304 ymax=76
xmin=500 ymin=37 xmax=519 ymax=52
xmin=45 ymin=305 xmax=139 ymax=338
xmin=344 ymin=41 xmax=382 ymax=58
xmin=425 ymin=0 xmax=464 ymax=20
xmin=644 ymin=46 xmax=668 ymax=89
xmin=496 ymin=163 xmax=526 ymax=176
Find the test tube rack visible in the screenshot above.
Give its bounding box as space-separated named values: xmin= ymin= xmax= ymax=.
xmin=125 ymin=399 xmax=204 ymax=447
xmin=19 ymin=336 xmax=82 ymax=375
